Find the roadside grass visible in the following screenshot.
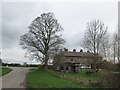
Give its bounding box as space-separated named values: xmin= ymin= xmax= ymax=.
xmin=48 ymin=69 xmax=99 ymax=87
xmin=27 ymin=69 xmax=93 ymax=88
xmin=0 ymin=67 xmax=12 ymax=76
xmin=78 ymin=69 xmax=99 ymax=79
xmin=28 ymin=68 xmax=37 ymax=71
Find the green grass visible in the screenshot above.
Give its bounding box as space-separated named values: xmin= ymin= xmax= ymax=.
xmin=0 ymin=67 xmax=12 ymax=76
xmin=28 ymin=68 xmax=37 ymax=71
xmin=79 ymin=69 xmax=99 ymax=80
xmin=48 ymin=69 xmax=99 ymax=87
xmin=27 ymin=69 xmax=93 ymax=88
xmin=69 ymin=69 xmax=99 ymax=79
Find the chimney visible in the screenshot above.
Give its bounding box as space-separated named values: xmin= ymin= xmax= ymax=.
xmin=87 ymin=50 xmax=90 ymax=52
xmin=80 ymin=49 xmax=83 ymax=52
xmin=73 ymin=49 xmax=76 ymax=52
xmin=64 ymin=48 xmax=68 ymax=52
xmin=66 ymin=49 xmax=68 ymax=51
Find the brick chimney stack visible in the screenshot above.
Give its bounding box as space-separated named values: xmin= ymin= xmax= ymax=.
xmin=87 ymin=50 xmax=90 ymax=52
xmin=73 ymin=49 xmax=76 ymax=52
xmin=64 ymin=48 xmax=68 ymax=51
xmin=80 ymin=49 xmax=83 ymax=52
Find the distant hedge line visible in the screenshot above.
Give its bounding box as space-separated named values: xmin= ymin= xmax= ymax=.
xmin=2 ymin=63 xmax=38 ymax=67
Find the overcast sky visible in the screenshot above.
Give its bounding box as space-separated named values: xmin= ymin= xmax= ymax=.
xmin=1 ymin=1 xmax=118 ymax=64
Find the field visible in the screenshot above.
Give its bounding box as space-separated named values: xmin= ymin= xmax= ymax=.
xmin=27 ymin=68 xmax=98 ymax=88
xmin=0 ymin=67 xmax=12 ymax=76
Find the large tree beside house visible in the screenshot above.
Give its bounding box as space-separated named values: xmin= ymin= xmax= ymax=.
xmin=20 ymin=12 xmax=65 ymax=69
xmin=83 ymin=19 xmax=109 ymax=69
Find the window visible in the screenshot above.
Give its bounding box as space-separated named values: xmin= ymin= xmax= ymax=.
xmin=60 ymin=66 xmax=63 ymax=70
xmin=66 ymin=67 xmax=68 ymax=70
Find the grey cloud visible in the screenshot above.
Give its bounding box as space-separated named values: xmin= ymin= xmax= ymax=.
xmin=1 ymin=2 xmax=117 ymax=63
xmin=2 ymin=24 xmax=19 ymax=49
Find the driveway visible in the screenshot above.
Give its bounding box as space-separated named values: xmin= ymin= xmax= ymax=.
xmin=1 ymin=67 xmax=31 ymax=88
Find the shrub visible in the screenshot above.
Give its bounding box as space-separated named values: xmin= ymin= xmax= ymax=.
xmin=98 ymin=71 xmax=120 ymax=88
xmin=100 ymin=60 xmax=117 ymax=71
xmin=48 ymin=70 xmax=99 ymax=87
xmin=38 ymin=65 xmax=44 ymax=70
xmin=85 ymin=69 xmax=98 ymax=76
xmin=86 ymin=70 xmax=95 ymax=75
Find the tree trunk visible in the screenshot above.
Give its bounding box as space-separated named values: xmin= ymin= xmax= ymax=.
xmin=44 ymin=61 xmax=48 ymax=70
xmin=118 ymin=41 xmax=120 ymax=62
xmin=113 ymin=44 xmax=116 ymax=64
xmin=44 ymin=54 xmax=49 ymax=70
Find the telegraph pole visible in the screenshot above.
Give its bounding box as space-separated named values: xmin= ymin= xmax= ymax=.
xmin=118 ymin=1 xmax=120 ymax=62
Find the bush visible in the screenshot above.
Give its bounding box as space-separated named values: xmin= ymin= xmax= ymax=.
xmin=48 ymin=70 xmax=98 ymax=87
xmin=100 ymin=60 xmax=117 ymax=71
xmin=86 ymin=70 xmax=95 ymax=75
xmin=38 ymin=65 xmax=44 ymax=70
xmin=116 ymin=63 xmax=120 ymax=72
xmin=48 ymin=65 xmax=54 ymax=70
xmin=85 ymin=69 xmax=98 ymax=76
xmin=98 ymin=72 xmax=120 ymax=88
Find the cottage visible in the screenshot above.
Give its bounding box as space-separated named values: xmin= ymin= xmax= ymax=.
xmin=53 ymin=48 xmax=102 ymax=73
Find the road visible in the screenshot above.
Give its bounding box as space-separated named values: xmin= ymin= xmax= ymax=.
xmin=1 ymin=67 xmax=31 ymax=89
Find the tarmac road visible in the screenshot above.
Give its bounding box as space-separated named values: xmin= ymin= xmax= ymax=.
xmin=1 ymin=67 xmax=31 ymax=88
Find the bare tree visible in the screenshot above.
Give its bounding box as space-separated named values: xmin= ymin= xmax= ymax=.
xmin=112 ymin=33 xmax=118 ymax=63
xmin=83 ymin=19 xmax=109 ymax=69
xmin=20 ymin=12 xmax=65 ymax=69
xmin=83 ymin=20 xmax=108 ymax=54
xmin=112 ymin=32 xmax=120 ymax=63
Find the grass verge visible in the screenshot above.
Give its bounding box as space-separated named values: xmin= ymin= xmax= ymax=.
xmin=48 ymin=69 xmax=99 ymax=87
xmin=27 ymin=69 xmax=93 ymax=88
xmin=0 ymin=67 xmax=12 ymax=76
